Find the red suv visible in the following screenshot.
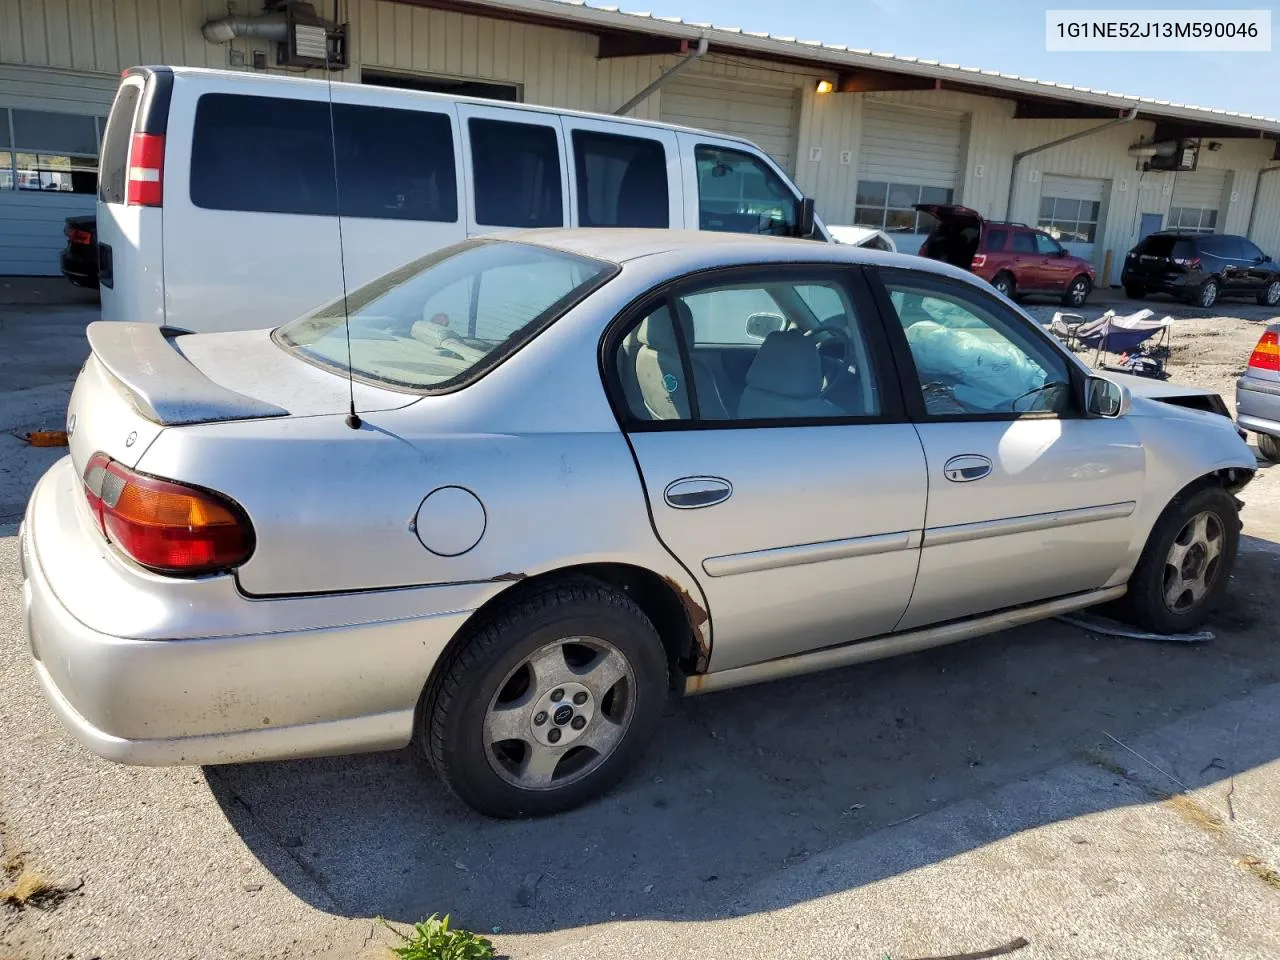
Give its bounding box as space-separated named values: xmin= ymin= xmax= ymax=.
xmin=914 ymin=204 xmax=1096 ymax=307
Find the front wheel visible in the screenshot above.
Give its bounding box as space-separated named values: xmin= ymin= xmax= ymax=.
xmin=1257 ymin=279 xmax=1280 ymax=307
xmin=1063 ymin=275 xmax=1091 ymax=307
xmin=1257 ymin=432 xmax=1280 ymax=463
xmin=422 ymin=578 xmax=669 ymax=818
xmin=1113 ymin=486 xmax=1239 ymax=634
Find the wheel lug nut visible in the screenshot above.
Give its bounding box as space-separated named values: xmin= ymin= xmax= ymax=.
xmin=571 ymin=716 xmax=587 ymax=730
xmin=533 ymin=711 xmax=548 ymax=726
xmin=550 ymin=689 xmax=565 ymax=702
xmin=572 ymin=692 xmax=588 ymax=706
xmin=548 ymin=728 xmax=562 ymax=744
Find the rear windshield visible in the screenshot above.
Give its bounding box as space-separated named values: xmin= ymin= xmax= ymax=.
xmin=1135 ymin=235 xmax=1194 ymax=259
xmin=274 ymin=240 xmax=616 ymax=392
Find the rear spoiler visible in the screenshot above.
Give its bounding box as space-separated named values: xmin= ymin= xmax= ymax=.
xmin=86 ymin=322 xmax=289 ymax=426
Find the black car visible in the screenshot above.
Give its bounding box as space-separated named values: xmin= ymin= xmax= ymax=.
xmin=60 ymin=215 xmax=99 ymax=289
xmin=1121 ymin=232 xmax=1280 ymax=309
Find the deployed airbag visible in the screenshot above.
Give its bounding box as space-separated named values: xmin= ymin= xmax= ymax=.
xmin=905 ymin=320 xmax=1049 ymax=410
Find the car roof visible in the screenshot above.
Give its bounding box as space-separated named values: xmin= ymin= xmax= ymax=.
xmin=488 ymin=227 xmax=978 ymax=282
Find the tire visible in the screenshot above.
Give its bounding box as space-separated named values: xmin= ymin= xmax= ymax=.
xmin=1257 ymin=432 xmax=1280 ymax=463
xmin=422 ymin=577 xmax=669 ymax=818
xmin=1257 ymin=279 xmax=1280 ymax=307
xmin=1124 ymin=284 xmax=1146 ymax=299
xmin=1063 ymin=275 xmax=1091 ymax=307
xmin=1195 ymin=278 xmax=1220 ymax=309
xmin=1112 ymin=486 xmax=1240 ymax=635
xmin=991 ymin=271 xmax=1015 ymax=299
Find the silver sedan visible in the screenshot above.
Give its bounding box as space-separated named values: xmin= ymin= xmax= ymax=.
xmin=20 ymin=230 xmax=1256 ymax=817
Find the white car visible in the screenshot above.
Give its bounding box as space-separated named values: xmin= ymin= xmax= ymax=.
xmin=827 ymin=224 xmax=898 ymax=253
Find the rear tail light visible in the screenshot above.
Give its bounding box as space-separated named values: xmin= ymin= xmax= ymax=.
xmin=64 ymin=226 xmax=92 ymax=245
xmin=1249 ymin=330 xmax=1280 ymax=372
xmin=1172 ymin=256 xmax=1201 ymax=268
xmin=82 ymin=453 xmax=253 ymax=574
xmin=126 ymin=132 xmax=164 ymax=207
xmin=971 ymin=254 xmax=987 ymax=268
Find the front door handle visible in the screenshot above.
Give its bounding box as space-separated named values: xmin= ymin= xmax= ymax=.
xmin=664 ymin=476 xmax=733 ymax=509
xmin=943 ymin=454 xmax=992 ymax=483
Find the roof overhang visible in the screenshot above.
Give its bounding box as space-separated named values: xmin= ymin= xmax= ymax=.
xmin=395 ymin=0 xmax=1280 ymax=140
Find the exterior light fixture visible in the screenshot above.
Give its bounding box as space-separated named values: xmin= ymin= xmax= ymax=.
xmin=816 ymin=79 xmax=834 ymax=95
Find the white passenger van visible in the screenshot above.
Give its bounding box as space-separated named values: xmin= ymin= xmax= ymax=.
xmin=97 ymin=66 xmax=828 ymax=333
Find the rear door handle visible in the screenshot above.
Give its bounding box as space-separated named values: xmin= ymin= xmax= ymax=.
xmin=943 ymin=455 xmax=992 ymax=483
xmin=664 ymin=476 xmax=733 ymax=509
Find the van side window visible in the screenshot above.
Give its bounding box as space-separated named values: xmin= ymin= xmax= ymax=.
xmin=468 ymin=118 xmax=563 ymax=228
xmin=694 ymin=144 xmax=797 ymax=236
xmin=99 ymin=85 xmax=140 ymax=204
xmin=571 ymin=130 xmax=668 ymax=228
xmin=189 ymin=95 xmax=457 ymax=222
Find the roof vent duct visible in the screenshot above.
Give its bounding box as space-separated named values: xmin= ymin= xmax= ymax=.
xmin=202 ymin=2 xmax=348 ymax=69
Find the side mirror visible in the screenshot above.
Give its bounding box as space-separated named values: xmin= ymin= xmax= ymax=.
xmin=1058 ymin=248 xmax=1069 ymax=257
xmin=1086 ymin=376 xmax=1131 ymax=418
xmin=745 ymin=312 xmax=786 ymax=340
xmin=795 ymin=197 xmax=816 ymax=239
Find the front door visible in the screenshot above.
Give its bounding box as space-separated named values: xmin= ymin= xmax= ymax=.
xmin=1035 ymin=232 xmax=1075 ymax=290
xmin=868 ymin=268 xmax=1146 ymax=630
xmin=609 ymin=265 xmax=927 ymax=672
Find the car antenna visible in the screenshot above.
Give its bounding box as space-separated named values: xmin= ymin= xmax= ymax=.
xmin=323 ymin=39 xmax=361 ymax=430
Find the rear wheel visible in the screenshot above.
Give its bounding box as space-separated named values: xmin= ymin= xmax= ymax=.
xmin=1257 ymin=432 xmax=1280 ymax=463
xmin=1194 ymin=278 xmax=1220 ymax=309
xmin=991 ymin=271 xmax=1015 ymax=298
xmin=422 ymin=577 xmax=669 ymax=818
xmin=1124 ymin=284 xmax=1146 ymax=299
xmin=1113 ymin=486 xmax=1239 ymax=634
xmin=1257 ymin=279 xmax=1280 ymax=307
xmin=1063 ymin=275 xmax=1091 ymax=307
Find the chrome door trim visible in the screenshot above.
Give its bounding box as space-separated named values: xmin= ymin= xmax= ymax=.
xmin=923 ymin=501 xmax=1137 ymax=548
xmin=663 ymin=476 xmax=733 ymax=510
xmin=702 ymin=529 xmax=921 ymax=578
xmin=684 ymin=584 xmax=1128 ymax=695
xmin=943 ymin=454 xmax=992 ymax=482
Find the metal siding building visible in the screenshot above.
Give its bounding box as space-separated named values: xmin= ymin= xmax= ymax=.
xmin=2 ymin=0 xmax=1279 ymax=283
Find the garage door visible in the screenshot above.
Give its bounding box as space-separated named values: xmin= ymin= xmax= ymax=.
xmin=1039 ymin=174 xmax=1107 ymax=264
xmin=1169 ymin=169 xmax=1229 ymax=234
xmin=855 ymin=102 xmax=966 ymax=237
xmin=0 ymin=66 xmax=116 ymax=276
xmin=660 ymin=75 xmax=800 ymax=173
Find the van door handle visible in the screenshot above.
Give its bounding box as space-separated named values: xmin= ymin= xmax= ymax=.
xmin=943 ymin=455 xmax=992 ymax=482
xmin=664 ymin=477 xmax=733 ymax=509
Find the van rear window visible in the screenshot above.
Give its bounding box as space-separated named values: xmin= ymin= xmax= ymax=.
xmin=189 ymin=94 xmax=457 ymax=222
xmin=99 ymin=84 xmax=141 ymax=204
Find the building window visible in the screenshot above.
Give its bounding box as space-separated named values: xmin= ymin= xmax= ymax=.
xmin=0 ymin=108 xmax=104 ymax=194
xmin=854 ymin=181 xmax=952 ymax=236
xmin=1037 ymin=196 xmax=1100 ymax=244
xmin=1167 ymin=206 xmax=1218 ymax=234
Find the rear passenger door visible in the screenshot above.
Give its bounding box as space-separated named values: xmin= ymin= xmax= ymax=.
xmin=457 ymin=104 xmax=569 ymax=237
xmin=1008 ymin=230 xmax=1041 ymax=289
xmin=561 ymin=118 xmax=682 ymax=229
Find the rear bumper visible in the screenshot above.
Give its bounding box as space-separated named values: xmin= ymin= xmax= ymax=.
xmin=1121 ymin=268 xmax=1195 ymax=295
xmin=1237 ymin=375 xmax=1280 ymax=439
xmin=20 ymin=458 xmax=482 ymax=766
xmin=60 ymin=248 xmax=98 ymax=286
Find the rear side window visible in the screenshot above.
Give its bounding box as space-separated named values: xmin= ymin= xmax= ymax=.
xmin=190 ymin=94 xmax=457 ymax=222
xmin=99 ymin=84 xmax=141 ymax=203
xmin=469 ymin=118 xmax=563 ymax=228
xmin=1011 ymin=232 xmax=1035 ymax=253
xmin=571 ymin=130 xmax=668 ymax=228
xmin=983 ymin=229 xmax=1008 ymax=252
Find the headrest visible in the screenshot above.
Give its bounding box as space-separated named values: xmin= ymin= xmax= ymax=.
xmin=635 ymin=302 xmax=694 ymax=353
xmin=744 ymin=329 xmax=824 ymax=399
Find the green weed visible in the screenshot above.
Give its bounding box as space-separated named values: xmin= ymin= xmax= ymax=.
xmin=381 ymin=914 xmax=495 ymax=960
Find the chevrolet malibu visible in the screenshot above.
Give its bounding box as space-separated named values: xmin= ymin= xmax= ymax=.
xmin=20 ymin=230 xmax=1255 ymax=818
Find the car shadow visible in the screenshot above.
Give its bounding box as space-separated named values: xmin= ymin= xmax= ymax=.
xmin=205 ymin=541 xmax=1280 ymax=938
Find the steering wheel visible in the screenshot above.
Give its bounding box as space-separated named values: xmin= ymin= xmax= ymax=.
xmin=805 ymin=323 xmax=854 ymax=397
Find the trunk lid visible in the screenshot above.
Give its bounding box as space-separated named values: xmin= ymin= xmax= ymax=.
xmin=914 ymin=204 xmax=983 ymax=267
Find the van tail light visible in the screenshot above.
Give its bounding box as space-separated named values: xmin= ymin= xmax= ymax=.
xmin=971 ymin=254 xmax=987 ymax=268
xmin=82 ymin=453 xmax=253 ymax=574
xmin=126 ymin=132 xmax=164 ymax=207
xmin=1249 ymin=330 xmax=1280 ymax=372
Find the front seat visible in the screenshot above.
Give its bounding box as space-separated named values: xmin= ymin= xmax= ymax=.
xmin=632 ymin=303 xmax=730 ymax=420
xmin=737 ymin=329 xmax=843 ymax=419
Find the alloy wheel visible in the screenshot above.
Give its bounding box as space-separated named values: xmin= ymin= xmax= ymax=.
xmin=1199 ymin=281 xmax=1218 ymax=309
xmin=1068 ymin=279 xmax=1088 ymax=306
xmin=1162 ymin=510 xmax=1224 ymax=614
xmin=1265 ymin=281 xmax=1280 ymax=306
xmin=484 ymin=637 xmax=636 ymax=791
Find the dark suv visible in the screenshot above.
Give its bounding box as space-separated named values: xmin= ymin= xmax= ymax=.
xmin=1121 ymin=232 xmax=1280 ymax=309
xmin=915 ymin=204 xmax=1096 ymax=307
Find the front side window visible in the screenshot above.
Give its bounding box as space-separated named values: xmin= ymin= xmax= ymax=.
xmin=881 ymin=271 xmax=1073 ymax=416
xmin=469 ymin=118 xmax=563 ymax=228
xmin=1034 ymin=233 xmax=1063 ymax=256
xmin=614 ymin=274 xmax=882 ymax=423
xmin=855 ymin=182 xmax=952 ymax=236
xmin=1241 ymin=239 xmax=1265 ymax=261
xmin=276 ymin=240 xmax=614 ymax=391
xmin=695 ymin=145 xmax=797 ymax=236
xmin=1038 ymin=195 xmax=1100 ymax=244
xmin=572 ymin=130 xmax=668 ymax=228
